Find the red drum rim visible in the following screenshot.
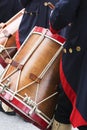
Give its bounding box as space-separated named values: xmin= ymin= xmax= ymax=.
xmin=33 ymin=26 xmax=66 ymax=44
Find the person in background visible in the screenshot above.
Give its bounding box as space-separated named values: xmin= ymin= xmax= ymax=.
xmin=0 ymin=0 xmax=22 ymax=23
xmin=16 ymin=0 xmax=58 ymax=46
xmin=49 ymin=0 xmax=87 ymax=130
xmin=0 ymin=0 xmax=60 ymax=116
xmin=0 ymin=0 xmax=22 ymax=116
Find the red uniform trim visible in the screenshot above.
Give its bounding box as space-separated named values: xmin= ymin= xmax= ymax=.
xmin=49 ymin=24 xmax=59 ymax=34
xmin=60 ymin=58 xmax=87 ymax=127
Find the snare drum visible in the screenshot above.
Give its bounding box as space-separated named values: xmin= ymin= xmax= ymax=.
xmin=0 ymin=26 xmax=65 ymax=130
xmin=0 ymin=9 xmax=24 ymax=68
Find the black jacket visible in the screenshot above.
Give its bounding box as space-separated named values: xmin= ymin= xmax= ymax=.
xmin=0 ymin=0 xmax=22 ymax=22
xmin=18 ymin=0 xmax=58 ymax=44
xmin=50 ymin=0 xmax=87 ymax=127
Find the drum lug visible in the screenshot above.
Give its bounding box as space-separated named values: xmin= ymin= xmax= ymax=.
xmin=29 ymin=106 xmax=42 ymax=116
xmin=47 ymin=117 xmax=54 ymax=129
xmin=23 ymin=93 xmax=36 ymax=107
xmin=0 ymin=80 xmax=10 ymax=94
xmin=0 ymin=87 xmax=6 ymax=95
xmin=0 ymin=84 xmax=8 ymax=94
xmin=9 ymin=95 xmax=15 ymax=101
xmin=28 ymin=106 xmax=36 ymax=115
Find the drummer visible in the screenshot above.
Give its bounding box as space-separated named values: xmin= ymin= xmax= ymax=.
xmin=16 ymin=0 xmax=59 ymax=47
xmin=0 ymin=0 xmax=69 ymax=119
xmin=0 ymin=0 xmax=22 ymax=24
xmin=0 ymin=0 xmax=60 ymax=116
xmin=0 ymin=0 xmax=22 ymax=115
xmin=0 ymin=0 xmax=59 ymax=116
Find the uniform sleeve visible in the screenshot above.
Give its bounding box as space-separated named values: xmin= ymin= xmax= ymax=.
xmin=18 ymin=0 xmax=30 ymax=7
xmin=13 ymin=0 xmax=22 ymax=13
xmin=49 ymin=0 xmax=80 ymax=33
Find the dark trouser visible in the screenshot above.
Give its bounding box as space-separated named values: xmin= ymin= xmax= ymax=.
xmin=54 ymin=84 xmax=87 ymax=130
xmin=78 ymin=126 xmax=87 ymax=130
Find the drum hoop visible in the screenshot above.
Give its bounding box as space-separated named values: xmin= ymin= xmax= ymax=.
xmin=0 ymin=86 xmax=52 ymax=129
xmin=33 ymin=26 xmax=66 ymax=44
xmin=33 ymin=31 xmax=65 ymax=46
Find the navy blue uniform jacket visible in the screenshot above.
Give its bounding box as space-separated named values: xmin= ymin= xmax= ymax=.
xmin=0 ymin=0 xmax=22 ymax=22
xmin=17 ymin=0 xmax=58 ymax=45
xmin=50 ymin=0 xmax=87 ymax=128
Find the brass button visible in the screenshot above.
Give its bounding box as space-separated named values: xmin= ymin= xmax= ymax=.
xmin=44 ymin=2 xmax=48 ymax=6
xmin=63 ymin=48 xmax=67 ymax=53
xmin=76 ymin=46 xmax=81 ymax=52
xmin=30 ymin=12 xmax=32 ymax=15
xmin=69 ymin=48 xmax=73 ymax=53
